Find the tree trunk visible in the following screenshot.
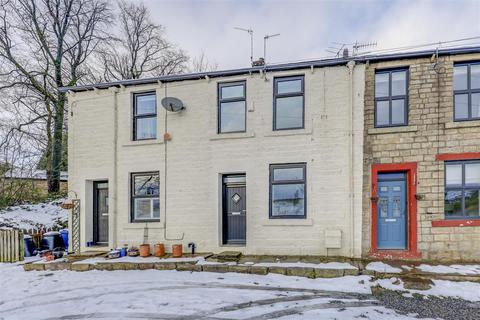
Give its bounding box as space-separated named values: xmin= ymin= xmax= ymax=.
xmin=48 ymin=93 xmax=65 ymax=193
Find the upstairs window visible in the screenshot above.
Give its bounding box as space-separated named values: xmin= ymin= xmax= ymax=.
xmin=454 ymin=62 xmax=480 ymax=121
xmin=374 ymin=69 xmax=408 ymax=127
xmin=274 ymin=76 xmax=305 ymax=130
xmin=270 ymin=163 xmax=306 ymax=218
xmin=218 ymin=81 xmax=246 ymax=133
xmin=445 ymin=161 xmax=480 ymax=219
xmin=133 ymin=92 xmax=157 ymax=140
xmin=131 ymin=172 xmax=160 ymax=222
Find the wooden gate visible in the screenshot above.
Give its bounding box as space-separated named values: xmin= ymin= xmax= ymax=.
xmin=0 ymin=229 xmax=24 ymax=263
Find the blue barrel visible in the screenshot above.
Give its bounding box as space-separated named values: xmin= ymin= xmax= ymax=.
xmin=59 ymin=229 xmax=69 ymax=251
xmin=40 ymin=231 xmax=65 ymax=251
xmin=24 ymin=235 xmax=36 ymax=257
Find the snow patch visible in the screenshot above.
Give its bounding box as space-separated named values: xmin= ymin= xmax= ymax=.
xmin=252 ymin=261 xmax=358 ymax=270
xmin=417 ymin=264 xmax=480 ymax=275
xmin=0 ymin=199 xmax=67 ymax=230
xmin=366 ymin=262 xmax=402 ymax=273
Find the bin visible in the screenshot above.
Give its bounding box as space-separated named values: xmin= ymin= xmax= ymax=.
xmin=40 ymin=231 xmax=65 ymax=251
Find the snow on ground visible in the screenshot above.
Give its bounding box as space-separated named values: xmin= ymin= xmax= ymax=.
xmin=0 ymin=199 xmax=67 ymax=230
xmin=366 ymin=261 xmax=403 ymax=273
xmin=0 ymin=263 xmax=424 ymax=320
xmin=416 ymin=264 xmax=480 ymax=275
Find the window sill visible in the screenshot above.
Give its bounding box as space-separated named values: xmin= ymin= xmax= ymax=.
xmin=125 ymin=222 xmax=164 ymax=229
xmin=261 ymin=218 xmax=313 ymax=226
xmin=209 ymin=132 xmax=255 ymax=141
xmin=122 ymin=140 xmax=164 ymax=147
xmin=368 ymin=126 xmax=417 ymax=135
xmin=432 ymin=219 xmax=480 ymax=227
xmin=264 ymin=128 xmax=312 ymax=137
xmin=445 ymin=120 xmax=480 ymax=129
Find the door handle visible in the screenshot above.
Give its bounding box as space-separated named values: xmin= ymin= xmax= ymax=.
xmin=231 ymin=212 xmax=241 ymax=215
xmin=102 ymin=213 xmax=109 ymax=216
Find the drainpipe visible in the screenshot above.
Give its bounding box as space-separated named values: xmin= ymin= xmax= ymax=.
xmin=110 ymin=87 xmax=119 ymax=249
xmin=346 ymin=60 xmax=356 ymax=258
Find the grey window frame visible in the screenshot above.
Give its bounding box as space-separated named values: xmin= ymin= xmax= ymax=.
xmin=269 ymin=163 xmax=307 ymax=219
xmin=374 ymin=68 xmax=409 ymax=128
xmin=217 ymin=81 xmax=247 ymax=134
xmin=273 ymin=75 xmax=305 ymax=131
xmin=444 ymin=160 xmax=480 ymax=219
xmin=453 ymin=62 xmax=480 ymax=121
xmin=133 ymin=92 xmax=157 ymax=141
xmin=130 ymin=171 xmax=160 ymax=223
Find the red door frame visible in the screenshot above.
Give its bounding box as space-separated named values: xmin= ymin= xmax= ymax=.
xmin=370 ymin=163 xmax=421 ymax=259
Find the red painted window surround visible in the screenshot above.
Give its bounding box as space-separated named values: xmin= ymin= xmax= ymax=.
xmin=432 ymin=220 xmax=480 ymax=227
xmin=436 ymin=152 xmax=480 ymax=161
xmin=435 ymin=152 xmax=480 ymax=227
xmin=370 ymin=162 xmax=421 ymax=260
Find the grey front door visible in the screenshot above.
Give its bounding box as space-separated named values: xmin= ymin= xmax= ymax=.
xmin=223 ymin=175 xmax=246 ymax=245
xmin=93 ymin=181 xmax=109 ymax=245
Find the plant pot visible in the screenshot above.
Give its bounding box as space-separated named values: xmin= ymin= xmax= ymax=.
xmin=139 ymin=244 xmax=151 ymax=257
xmin=154 ymin=243 xmax=165 ymax=257
xmin=172 ymin=244 xmax=183 ymax=258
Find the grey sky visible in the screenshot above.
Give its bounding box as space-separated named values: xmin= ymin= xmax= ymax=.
xmin=145 ymin=0 xmax=480 ymax=70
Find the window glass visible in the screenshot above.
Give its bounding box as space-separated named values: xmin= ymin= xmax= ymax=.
xmin=445 ymin=190 xmax=463 ymax=217
xmin=134 ymin=174 xmax=159 ymax=196
xmin=152 ymin=199 xmax=160 ymax=218
xmin=454 ymin=65 xmax=468 ymax=91
xmin=273 ymin=167 xmax=304 ymax=181
xmin=471 ymin=64 xmax=480 ymax=89
xmin=466 ymin=163 xmax=480 ymax=185
xmin=465 ymin=190 xmax=480 ymax=217
xmin=277 ymin=79 xmax=302 ymax=94
xmin=271 ymin=184 xmax=305 ymax=216
xmin=220 ymin=101 xmax=246 ymax=132
xmin=376 ymin=100 xmax=390 ymax=126
xmin=391 ymin=71 xmax=406 ymax=96
xmin=375 ymin=73 xmax=389 ymax=98
xmin=221 ymin=85 xmax=244 ymax=99
xmin=135 ymin=117 xmax=157 ymax=140
xmin=135 ymin=94 xmax=156 ymax=115
xmin=134 ymin=198 xmax=153 ymax=219
xmin=391 ymin=99 xmax=405 ymax=125
xmin=472 ymin=93 xmax=480 ymax=118
xmin=275 ymin=96 xmax=303 ymax=129
xmin=446 ymin=164 xmax=462 ymax=186
xmin=454 ymin=94 xmax=469 ymax=120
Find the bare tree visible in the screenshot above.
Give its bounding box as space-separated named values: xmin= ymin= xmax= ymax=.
xmin=190 ymin=51 xmax=218 ymax=73
xmin=98 ymin=0 xmax=188 ymax=81
xmin=0 ymin=0 xmax=111 ymax=193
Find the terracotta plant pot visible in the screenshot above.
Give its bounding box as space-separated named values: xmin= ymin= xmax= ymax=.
xmin=139 ymin=244 xmax=151 ymax=257
xmin=172 ymin=244 xmax=183 ymax=258
xmin=154 ymin=243 xmax=165 ymax=257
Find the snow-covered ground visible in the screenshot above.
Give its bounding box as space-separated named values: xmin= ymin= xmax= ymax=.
xmin=1 ymin=262 xmax=480 ymax=320
xmin=0 ymin=199 xmax=67 ymax=230
xmin=416 ymin=264 xmax=480 ymax=275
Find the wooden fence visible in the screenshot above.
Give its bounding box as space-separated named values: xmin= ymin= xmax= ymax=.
xmin=0 ymin=229 xmax=24 ymax=263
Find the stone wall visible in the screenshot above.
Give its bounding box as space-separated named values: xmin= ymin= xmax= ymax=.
xmin=363 ymin=53 xmax=480 ymax=261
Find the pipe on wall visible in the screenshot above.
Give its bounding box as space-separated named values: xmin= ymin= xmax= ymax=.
xmin=111 ymin=87 xmax=119 ymax=249
xmin=347 ymin=60 xmax=356 ymax=258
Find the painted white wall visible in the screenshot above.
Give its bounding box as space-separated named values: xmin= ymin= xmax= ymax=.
xmin=68 ymin=63 xmax=365 ymax=257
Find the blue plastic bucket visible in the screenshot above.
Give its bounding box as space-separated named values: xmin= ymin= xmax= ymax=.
xmin=24 ymin=235 xmax=36 ymax=257
xmin=59 ymin=229 xmax=69 ymax=250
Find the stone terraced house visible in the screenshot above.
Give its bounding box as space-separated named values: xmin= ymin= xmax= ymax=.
xmin=62 ymin=46 xmax=480 ymax=261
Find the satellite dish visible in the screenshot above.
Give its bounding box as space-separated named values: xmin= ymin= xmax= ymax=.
xmin=161 ymin=97 xmax=185 ymax=112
